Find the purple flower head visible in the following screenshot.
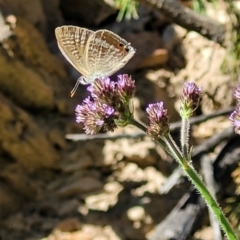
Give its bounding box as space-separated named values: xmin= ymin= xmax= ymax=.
xmin=233 ymin=84 xmax=240 ymax=101
xmin=116 ymin=74 xmax=136 ymax=101
xmin=87 ymin=77 xmax=117 ymax=105
xmin=229 ymin=103 xmax=240 ymax=135
xmin=146 ymin=102 xmax=170 ymax=138
xmin=75 ymin=97 xmax=117 ymax=135
xmin=75 ymin=75 xmax=136 ymax=134
xmin=180 ymin=82 xmax=202 ymax=118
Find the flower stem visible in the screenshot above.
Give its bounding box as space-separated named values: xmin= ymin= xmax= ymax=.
xmin=130 ymin=118 xmax=237 ymax=239
xmin=181 ymin=117 xmax=190 ymax=160
xmin=185 ymin=164 xmax=236 ymax=239
xmin=163 ymin=135 xmax=237 ymax=240
xmin=129 ymin=118 xmax=147 ymax=132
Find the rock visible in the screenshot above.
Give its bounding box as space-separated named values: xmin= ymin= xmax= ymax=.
xmin=0 ymin=164 xmax=39 ymax=200
xmin=61 ymin=149 xmax=93 ymax=172
xmin=194 ymin=227 xmax=213 ymax=240
xmin=48 ymin=229 xmax=93 ymax=240
xmin=48 ymin=128 xmax=67 ymax=150
xmin=119 ymin=31 xmax=165 ymax=73
xmin=0 ymin=12 xmax=13 ymax=41
xmin=0 ymin=94 xmax=59 ymax=171
xmin=54 ymin=218 xmax=82 ymax=232
xmin=58 ymin=199 xmax=80 ymax=216
xmin=127 ymin=206 xmax=145 ymax=222
xmin=124 ymin=225 xmax=146 ymax=240
xmin=85 ymin=182 xmax=122 ymax=211
xmin=0 ymin=0 xmax=46 ymax=33
xmin=0 ymin=183 xmax=21 ymax=217
xmin=58 ymin=177 xmax=103 ymax=197
xmin=0 ymin=18 xmax=69 ymax=110
xmin=0 ymin=53 xmax=55 ymax=110
xmin=138 ymin=48 xmax=169 ymax=68
xmin=103 ymin=136 xmax=158 ymax=166
xmin=114 ymin=163 xmax=166 ymax=195
xmin=161 ymin=24 xmax=180 ymax=51
xmin=3 ymin=213 xmax=26 ymax=231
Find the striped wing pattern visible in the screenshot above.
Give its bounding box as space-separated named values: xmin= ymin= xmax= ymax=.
xmin=55 ymin=26 xmax=93 ymax=77
xmin=86 ymin=30 xmax=136 ymax=79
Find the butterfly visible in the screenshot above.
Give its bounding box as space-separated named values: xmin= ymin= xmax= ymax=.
xmin=55 ymin=25 xmax=136 ymax=96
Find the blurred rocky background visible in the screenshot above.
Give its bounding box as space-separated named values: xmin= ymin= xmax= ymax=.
xmin=0 ymin=0 xmax=239 ymax=239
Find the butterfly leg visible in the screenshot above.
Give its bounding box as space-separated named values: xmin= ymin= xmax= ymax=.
xmin=70 ymin=76 xmax=88 ymax=97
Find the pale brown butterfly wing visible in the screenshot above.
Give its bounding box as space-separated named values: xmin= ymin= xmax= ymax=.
xmin=84 ymin=30 xmax=136 ymax=79
xmin=55 ymin=26 xmax=94 ymax=77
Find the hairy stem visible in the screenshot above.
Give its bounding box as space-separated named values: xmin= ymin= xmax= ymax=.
xmin=181 ymin=117 xmax=190 ymax=160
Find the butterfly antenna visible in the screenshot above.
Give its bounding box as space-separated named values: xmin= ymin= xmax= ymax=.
xmin=70 ymin=78 xmax=81 ymax=97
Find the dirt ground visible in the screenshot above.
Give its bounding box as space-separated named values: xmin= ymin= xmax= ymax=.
xmin=0 ymin=1 xmax=239 ymax=240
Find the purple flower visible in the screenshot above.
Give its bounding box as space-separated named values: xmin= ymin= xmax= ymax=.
xmin=233 ymin=84 xmax=240 ymax=101
xmin=75 ymin=75 xmax=136 ymax=134
xmin=180 ymin=82 xmax=202 ymax=118
xmin=146 ymin=102 xmax=170 ymax=138
xmin=116 ymin=74 xmax=136 ymax=101
xmin=75 ymin=97 xmax=117 ymax=135
xmin=229 ymin=103 xmax=240 ymax=135
xmin=87 ymin=78 xmax=117 ymax=105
